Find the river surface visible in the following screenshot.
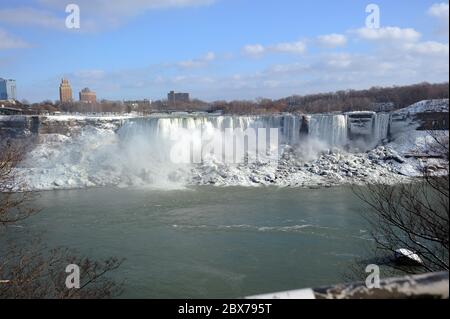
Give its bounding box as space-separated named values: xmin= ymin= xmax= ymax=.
xmin=5 ymin=186 xmax=374 ymax=298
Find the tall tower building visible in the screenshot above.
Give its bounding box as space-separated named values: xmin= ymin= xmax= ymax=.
xmin=59 ymin=79 xmax=73 ymax=103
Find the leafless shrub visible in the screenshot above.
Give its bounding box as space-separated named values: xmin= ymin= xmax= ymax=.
xmin=1 ymin=140 xmax=124 ymax=298
xmin=0 ymin=243 xmax=123 ymax=299
xmin=0 ymin=140 xmax=36 ymax=224
xmin=353 ymin=131 xmax=449 ymax=273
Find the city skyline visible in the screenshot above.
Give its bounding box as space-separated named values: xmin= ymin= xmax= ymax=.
xmin=0 ymin=0 xmax=448 ymax=103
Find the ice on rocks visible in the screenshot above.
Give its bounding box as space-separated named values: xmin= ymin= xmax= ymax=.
xmin=10 ymin=110 xmax=448 ymax=191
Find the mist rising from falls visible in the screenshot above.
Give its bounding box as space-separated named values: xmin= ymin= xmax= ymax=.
xmin=118 ymin=113 xmax=392 ymax=164
xmin=19 ymin=112 xmax=394 ymax=190
xmin=308 ymin=114 xmax=348 ymax=148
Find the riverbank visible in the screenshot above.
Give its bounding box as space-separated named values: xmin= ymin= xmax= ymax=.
xmin=1 ymin=99 xmax=447 ymax=192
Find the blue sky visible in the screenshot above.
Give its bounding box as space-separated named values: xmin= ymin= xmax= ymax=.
xmin=0 ymin=0 xmax=448 ymax=102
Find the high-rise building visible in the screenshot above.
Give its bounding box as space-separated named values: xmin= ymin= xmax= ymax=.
xmin=0 ymin=78 xmax=17 ymax=101
xmin=168 ymin=91 xmax=190 ymax=106
xmin=79 ymin=88 xmax=97 ymax=104
xmin=59 ymin=79 xmax=73 ymax=103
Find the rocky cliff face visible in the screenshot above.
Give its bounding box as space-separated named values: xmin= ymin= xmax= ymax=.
xmin=2 ymin=101 xmax=447 ymax=192
xmin=0 ymin=116 xmax=39 ymax=138
xmin=392 ymin=99 xmax=449 ymax=131
xmin=1 ymin=99 xmax=448 ymax=141
xmin=0 ymin=115 xmax=128 ymax=139
xmin=37 ymin=117 xmax=127 ymax=136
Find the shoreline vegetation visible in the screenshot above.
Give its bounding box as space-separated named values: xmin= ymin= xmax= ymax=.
xmin=2 ymin=82 xmax=448 ymax=116
xmin=1 ymin=97 xmax=448 ymax=192
xmin=1 ymin=90 xmax=448 ymax=299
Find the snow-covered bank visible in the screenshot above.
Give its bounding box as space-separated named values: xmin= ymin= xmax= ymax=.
xmin=191 ymin=129 xmax=447 ymax=187
xmin=5 ymin=99 xmax=447 ymax=192
xmin=394 ymin=99 xmax=449 ymax=114
xmin=15 ymin=129 xmax=444 ymax=191
xmin=12 ymin=125 xmax=447 ymax=192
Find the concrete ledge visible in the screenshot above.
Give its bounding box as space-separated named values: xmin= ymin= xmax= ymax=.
xmin=247 ymin=272 xmax=449 ymax=299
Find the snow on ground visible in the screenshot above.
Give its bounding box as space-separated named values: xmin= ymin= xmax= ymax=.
xmin=15 ymin=125 xmax=192 ymax=191
xmin=394 ymin=99 xmax=449 ymax=114
xmin=43 ymin=113 xmax=141 ymax=121
xmin=387 ymin=129 xmax=446 ymax=154
xmin=8 ymin=101 xmax=449 ymax=191
xmin=14 ymin=125 xmax=446 ymax=192
xmin=0 ymin=115 xmax=27 ymax=121
xmin=385 ymin=129 xmax=449 ymax=177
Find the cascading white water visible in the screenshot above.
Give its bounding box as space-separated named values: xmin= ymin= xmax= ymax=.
xmin=373 ymin=113 xmax=390 ymax=143
xmin=308 ymin=114 xmax=348 ymax=148
xmin=119 ymin=113 xmax=393 ymax=154
xmin=281 ymin=115 xmax=302 ymax=145
xmin=17 ymin=112 xmax=402 ymax=191
xmin=119 ymin=115 xmax=306 ymax=148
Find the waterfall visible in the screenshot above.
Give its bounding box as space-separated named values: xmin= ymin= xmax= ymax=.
xmin=373 ymin=113 xmax=390 ymax=143
xmin=118 ymin=113 xmax=394 ymax=153
xmin=118 ymin=115 xmax=307 ymax=145
xmin=20 ymin=112 xmax=400 ymax=190
xmin=308 ymin=114 xmax=348 ymax=147
xmin=281 ymin=115 xmax=302 ymax=145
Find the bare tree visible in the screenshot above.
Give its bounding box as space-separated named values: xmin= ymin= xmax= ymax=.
xmin=0 ymin=243 xmax=123 ymax=299
xmin=0 ymin=140 xmax=35 ymax=225
xmin=353 ymin=131 xmax=449 ymax=273
xmin=0 ymin=140 xmax=124 ymax=298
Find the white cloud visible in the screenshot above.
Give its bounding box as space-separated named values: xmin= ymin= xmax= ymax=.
xmin=317 ymin=34 xmax=347 ymax=48
xmin=243 ymin=41 xmax=306 ymax=57
xmin=0 ymin=0 xmax=216 ymax=31
xmin=188 ymin=39 xmax=448 ymax=99
xmin=8 ymin=2 xmax=447 ymax=101
xmin=428 ymin=2 xmax=449 ymax=36
xmin=350 ymin=23 xmax=448 ymax=59
xmin=351 ymin=25 xmax=448 ymax=59
xmin=325 ymin=53 xmax=353 ymax=68
xmin=51 ymin=37 xmax=447 ymax=102
xmin=178 ymin=52 xmax=216 ymax=68
xmin=0 ymin=28 xmax=30 ymax=49
xmin=402 ymin=41 xmax=449 ymax=56
xmin=428 ymin=2 xmax=449 ymax=19
xmin=353 ymin=27 xmax=421 ymax=42
xmin=271 ymin=41 xmax=306 ymax=54
xmin=204 ymin=52 xmax=216 ymax=61
xmin=242 ymin=44 xmax=266 ymax=57
xmin=263 ymin=80 xmax=280 ymax=88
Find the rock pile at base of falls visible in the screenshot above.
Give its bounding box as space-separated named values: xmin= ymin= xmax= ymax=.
xmin=190 ymin=146 xmax=406 ymax=188
xmin=368 ymin=146 xmax=405 ymax=164
xmin=12 ymin=117 xmax=448 ymax=191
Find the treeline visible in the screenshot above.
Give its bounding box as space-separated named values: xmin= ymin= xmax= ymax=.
xmin=151 ymin=98 xmax=210 ymax=112
xmin=283 ymin=82 xmax=449 ymax=114
xmin=212 ymin=82 xmax=449 ymax=114
xmin=11 ymin=82 xmax=449 ymax=115
xmin=211 ymin=99 xmax=288 ymax=115
xmin=19 ymin=100 xmax=139 ymax=114
xmin=59 ymin=100 xmax=127 ymax=113
xmin=23 ymin=99 xmax=210 ymax=114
